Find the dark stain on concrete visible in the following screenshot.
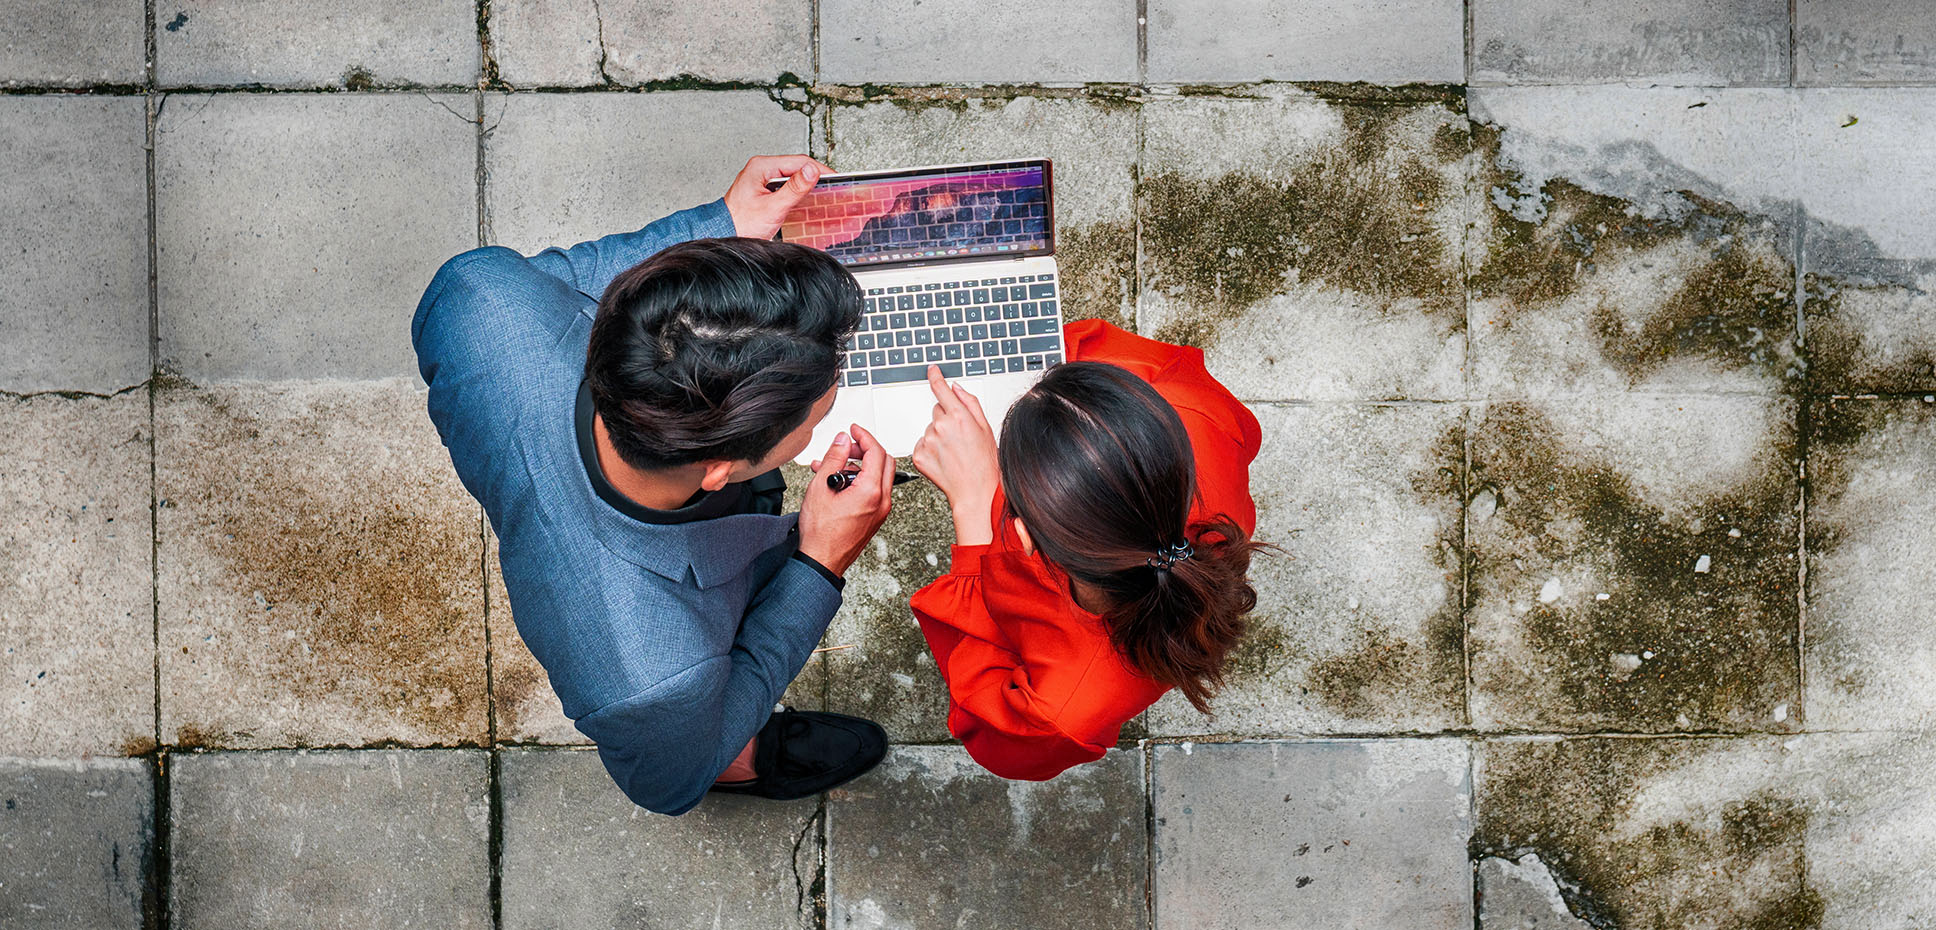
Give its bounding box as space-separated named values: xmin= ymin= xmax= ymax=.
xmin=1141 ymin=103 xmax=1463 ymax=349
xmin=1802 ymin=272 xmax=1936 ymax=393
xmin=1056 ymin=218 xmax=1137 ymax=332
xmin=166 ymin=385 xmax=487 ymax=747
xmin=1469 ymin=402 xmax=1799 ymax=731
xmin=1594 ymin=237 xmax=1797 ymax=387
xmin=825 ymin=477 xmax=955 ymax=733
xmin=342 ymin=66 xmax=376 ymax=91
xmin=164 ymin=11 xmax=187 ymax=31
xmin=1476 ymin=738 xmax=1818 ymax=930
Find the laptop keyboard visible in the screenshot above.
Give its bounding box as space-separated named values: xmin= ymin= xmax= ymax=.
xmin=842 ymin=273 xmax=1063 ymax=386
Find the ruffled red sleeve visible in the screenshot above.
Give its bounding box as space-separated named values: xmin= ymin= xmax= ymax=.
xmin=908 ymin=551 xmax=1111 ymax=781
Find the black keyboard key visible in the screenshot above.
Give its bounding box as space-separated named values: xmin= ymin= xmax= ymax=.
xmin=897 ymin=295 xmax=914 ymax=311
xmin=963 ymin=342 xmax=980 ymax=358
xmin=1040 ymin=273 xmax=1055 ymax=281
xmin=1028 ymin=283 xmax=1057 ymax=299
xmin=1019 ymin=335 xmax=1060 ymax=352
xmin=1021 ymin=303 xmax=1039 ymax=318
xmin=966 ymin=359 xmax=987 ymax=375
xmin=1026 ymin=318 xmax=1059 ymax=334
xmin=972 ymin=288 xmax=990 ymax=304
xmin=1042 ymin=299 xmax=1058 ymax=315
xmin=990 ymin=286 xmax=1008 ymax=302
xmin=916 ymin=292 xmax=933 ymax=309
xmin=856 ymin=333 xmax=873 ymax=349
xmin=1045 ymin=353 xmax=1063 ymax=366
xmin=848 ymin=352 xmax=866 ymax=367
xmin=935 ymin=328 xmax=951 ymax=343
xmin=945 ymin=344 xmax=962 ymax=360
xmin=936 ymin=291 xmax=953 ymax=308
xmin=980 ymin=278 xmax=999 ymax=286
xmin=946 ymin=307 xmax=963 ymax=323
xmin=895 ymin=331 xmax=913 ymax=347
xmin=945 ymin=281 xmax=960 ymax=288
xmin=870 ymin=364 xmax=929 ymax=384
xmin=1019 ymin=275 xmax=1035 ymax=282
xmin=936 ymin=361 xmax=964 ymax=378
xmin=869 ymin=350 xmax=887 ymax=367
xmin=925 ymin=282 xmax=941 ymax=290
xmin=914 ymin=329 xmax=932 ymax=345
xmin=870 ymin=314 xmax=889 ymax=330
xmin=868 ymin=287 xmax=885 ymax=295
xmin=1006 ymin=355 xmax=1026 ymax=370
xmin=846 ymin=371 xmax=869 ymax=386
xmin=971 ymin=324 xmax=988 ymax=340
xmin=952 ymin=326 xmax=970 ymax=341
xmin=927 ymin=310 xmax=945 ymax=326
xmin=1003 ymin=305 xmax=1020 ymax=319
xmin=1026 ymin=355 xmax=1045 ymax=371
xmin=953 ymin=290 xmax=971 ymax=304
xmin=1000 ymin=276 xmax=1016 ymax=284
xmin=925 ymin=346 xmax=944 ymax=362
xmin=964 ymin=307 xmax=982 ymax=322
xmin=863 ymin=297 xmax=876 ymax=313
xmin=1001 ymin=339 xmax=1019 ymax=355
xmin=887 ymin=348 xmax=905 ymax=364
xmin=988 ymin=357 xmax=1006 ymax=374
xmin=889 ymin=313 xmax=907 ymax=329
xmin=981 ymin=340 xmax=999 ymax=356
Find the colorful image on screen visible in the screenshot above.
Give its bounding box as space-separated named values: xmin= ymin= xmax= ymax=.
xmin=779 ymin=163 xmax=1049 ymax=265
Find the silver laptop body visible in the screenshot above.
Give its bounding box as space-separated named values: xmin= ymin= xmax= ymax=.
xmin=778 ymin=159 xmax=1067 ymax=463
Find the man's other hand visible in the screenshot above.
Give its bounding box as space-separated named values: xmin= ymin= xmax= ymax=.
xmin=797 ymin=424 xmax=895 ymax=577
xmin=723 ymin=155 xmax=830 ymax=240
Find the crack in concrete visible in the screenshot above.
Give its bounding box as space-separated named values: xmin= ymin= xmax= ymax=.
xmin=420 ymin=91 xmax=477 ymax=125
xmin=588 ymin=0 xmax=616 ymax=87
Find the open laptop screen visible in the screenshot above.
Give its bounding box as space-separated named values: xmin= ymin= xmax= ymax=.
xmin=778 ymin=160 xmax=1053 ymax=267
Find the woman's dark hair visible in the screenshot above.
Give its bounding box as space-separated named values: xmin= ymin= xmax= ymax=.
xmin=999 ymin=362 xmax=1264 ymax=714
xmin=585 ymin=237 xmax=862 ymax=471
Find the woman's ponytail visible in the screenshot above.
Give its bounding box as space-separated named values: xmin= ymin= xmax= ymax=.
xmin=1105 ymin=516 xmax=1263 ymax=712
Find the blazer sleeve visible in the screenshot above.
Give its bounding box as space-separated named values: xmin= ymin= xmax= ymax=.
xmin=909 ymin=551 xmax=1108 ymax=782
xmin=573 ymin=556 xmax=843 ymax=815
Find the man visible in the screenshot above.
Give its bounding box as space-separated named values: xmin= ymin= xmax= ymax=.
xmin=413 ymin=155 xmax=893 ymax=815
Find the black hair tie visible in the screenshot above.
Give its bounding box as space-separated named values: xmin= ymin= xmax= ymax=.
xmin=1147 ymin=540 xmax=1195 ymax=571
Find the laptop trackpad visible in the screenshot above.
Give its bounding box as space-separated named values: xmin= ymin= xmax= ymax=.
xmin=869 ymin=384 xmax=938 ymax=458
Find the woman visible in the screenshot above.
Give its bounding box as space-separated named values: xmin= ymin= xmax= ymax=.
xmin=908 ymin=319 xmax=1264 ymax=780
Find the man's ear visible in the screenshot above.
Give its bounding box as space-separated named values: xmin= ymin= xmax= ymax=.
xmin=698 ymin=460 xmax=738 ymax=492
xmin=1012 ymin=518 xmax=1034 ymax=556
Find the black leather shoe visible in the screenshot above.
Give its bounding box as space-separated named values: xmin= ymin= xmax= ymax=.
xmin=710 ymin=707 xmax=887 ymax=801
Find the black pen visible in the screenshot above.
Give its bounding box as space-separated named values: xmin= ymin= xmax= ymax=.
xmin=828 ymin=468 xmax=920 ymax=492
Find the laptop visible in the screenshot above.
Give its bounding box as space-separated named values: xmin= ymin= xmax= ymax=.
xmin=774 ymin=159 xmax=1067 ymax=463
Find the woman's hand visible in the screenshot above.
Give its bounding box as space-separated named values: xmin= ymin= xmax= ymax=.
xmin=721 ymin=154 xmax=831 ymax=239
xmin=911 ymin=366 xmax=999 ymax=546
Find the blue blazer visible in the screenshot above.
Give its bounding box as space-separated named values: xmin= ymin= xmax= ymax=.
xmin=412 ymin=201 xmax=844 ymax=814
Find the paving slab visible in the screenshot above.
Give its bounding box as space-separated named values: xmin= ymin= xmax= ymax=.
xmin=0 ymin=393 xmax=154 ymax=758
xmin=819 ymin=0 xmax=1137 ymax=84
xmin=1805 ymin=398 xmax=1936 ymax=730
xmin=1797 ymin=0 xmax=1936 ymax=86
xmin=156 ymin=379 xmax=488 ymax=749
xmin=491 ymin=0 xmax=810 ymax=86
xmin=820 ymin=477 xmax=955 ymax=742
xmin=1475 ymin=853 xmax=1595 ymax=929
xmin=828 ymin=745 xmax=1147 ymax=930
xmin=1146 ymin=0 xmax=1463 ymax=84
xmin=169 ymin=750 xmax=490 ymax=927
xmin=155 ymin=92 xmax=477 ymax=382
xmin=0 ymin=96 xmax=151 ymax=394
xmin=154 ymin=0 xmax=479 ymax=88
xmin=1466 ymin=396 xmax=1801 ymax=733
xmin=1140 ymin=89 xmax=1469 ymax=402
xmin=828 ymin=94 xmax=1139 ymax=329
xmin=1145 ymin=403 xmax=1465 ymax=737
xmin=1153 ymin=739 xmax=1472 ymax=929
xmin=0 ymin=0 xmax=145 ymax=86
xmin=1475 ymin=736 xmax=1814 ymax=930
xmin=0 ymin=757 xmax=153 ymax=928
xmin=1788 ymin=730 xmax=1936 ymax=928
xmin=1470 ymin=0 xmax=1790 ymax=86
xmin=484 ymin=90 xmax=805 ymax=255
xmin=499 ymin=748 xmax=817 ymax=929
xmin=1468 ymin=88 xmax=1800 ymax=397
xmin=1799 ymin=90 xmax=1936 ymax=392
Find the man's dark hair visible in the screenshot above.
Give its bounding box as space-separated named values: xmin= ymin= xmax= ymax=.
xmin=585 ymin=237 xmax=861 ymax=471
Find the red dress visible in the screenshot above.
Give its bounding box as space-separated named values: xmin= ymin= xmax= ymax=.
xmin=908 ymin=320 xmax=1263 ymax=780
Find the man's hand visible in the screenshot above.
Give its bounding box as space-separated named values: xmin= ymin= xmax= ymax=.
xmin=797 ymin=424 xmax=895 ymax=577
xmin=723 ymin=154 xmax=831 ymax=240
xmin=910 ymin=366 xmax=999 ymax=547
